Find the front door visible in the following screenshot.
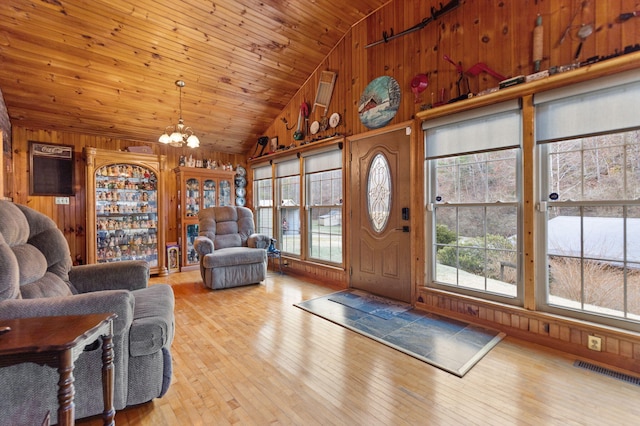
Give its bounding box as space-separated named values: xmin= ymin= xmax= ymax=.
xmin=349 ymin=125 xmax=412 ymax=303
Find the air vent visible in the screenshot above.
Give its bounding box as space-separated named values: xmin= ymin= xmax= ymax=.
xmin=574 ymin=360 xmax=640 ymax=386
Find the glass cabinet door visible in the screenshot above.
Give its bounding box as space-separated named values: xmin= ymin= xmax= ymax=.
xmin=203 ymin=179 xmax=217 ymax=209
xmin=185 ymin=223 xmax=200 ymax=266
xmin=219 ymin=179 xmax=232 ymax=206
xmin=95 ymin=163 xmax=159 ymax=267
xmin=185 ymin=178 xmax=200 ymax=217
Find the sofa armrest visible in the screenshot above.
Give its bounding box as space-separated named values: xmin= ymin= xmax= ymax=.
xmin=194 ymin=236 xmax=214 ymax=256
xmin=0 ymin=290 xmax=135 ymax=335
xmin=248 ymin=233 xmax=271 ymax=249
xmin=69 ymin=260 xmax=149 ymax=293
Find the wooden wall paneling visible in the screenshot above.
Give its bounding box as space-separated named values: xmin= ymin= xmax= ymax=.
xmin=620 ymin=0 xmax=639 ymax=49
xmin=8 ymin=125 xmax=246 ymax=266
xmin=402 ymin=1 xmax=419 ymax=114
xmin=325 ymin=41 xmax=349 ymax=138
xmin=460 ymin=0 xmax=479 ymax=82
xmin=513 ymin=1 xmax=534 ymax=76
xmin=596 ymin=0 xmax=619 ymax=56
xmin=575 ymin=0 xmax=597 ymax=62
xmin=350 ymin=21 xmax=367 ymax=138
xmin=432 ymin=3 xmax=456 ymax=104
xmin=549 ymin=0 xmax=566 ymax=68
xmin=492 ymin=1 xmax=512 ymax=81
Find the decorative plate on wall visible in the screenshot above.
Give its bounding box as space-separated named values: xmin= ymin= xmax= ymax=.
xmin=236 ymin=197 xmax=246 ymax=207
xmin=358 ymin=76 xmax=401 ymax=129
xmin=329 ymin=112 xmax=341 ymax=128
xmin=310 ymin=120 xmax=320 ymax=134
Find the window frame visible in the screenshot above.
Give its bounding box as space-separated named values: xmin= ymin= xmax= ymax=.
xmin=534 ymin=68 xmax=640 ymax=332
xmin=424 ymin=100 xmax=524 ymax=305
xmin=275 ymin=157 xmax=302 ymax=257
xmin=305 ymin=165 xmax=343 ymax=266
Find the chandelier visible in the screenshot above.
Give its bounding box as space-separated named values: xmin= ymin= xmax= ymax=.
xmin=158 ymin=80 xmax=200 ymax=148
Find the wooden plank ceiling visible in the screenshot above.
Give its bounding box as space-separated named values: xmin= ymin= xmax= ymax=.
xmin=0 ymin=0 xmax=389 ymax=154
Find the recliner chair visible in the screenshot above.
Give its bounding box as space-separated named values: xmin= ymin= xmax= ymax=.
xmin=0 ymin=200 xmax=175 ymax=424
xmin=194 ymin=206 xmax=270 ymax=289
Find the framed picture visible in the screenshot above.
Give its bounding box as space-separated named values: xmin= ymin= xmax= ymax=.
xmin=29 ymin=141 xmax=75 ymax=196
xmin=166 ymin=243 xmax=180 ymax=273
xmin=270 ymin=136 xmax=279 ymax=152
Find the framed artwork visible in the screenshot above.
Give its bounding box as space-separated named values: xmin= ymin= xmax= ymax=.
xmin=271 ymin=136 xmax=279 ymax=152
xmin=358 ymin=76 xmax=401 ymax=129
xmin=29 ymin=141 xmax=75 ymax=196
xmin=166 ymin=243 xmax=180 ymax=273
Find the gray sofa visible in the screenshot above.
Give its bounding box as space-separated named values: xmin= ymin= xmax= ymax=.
xmin=194 ymin=206 xmax=270 ymax=289
xmin=0 ymin=200 xmax=175 ymax=425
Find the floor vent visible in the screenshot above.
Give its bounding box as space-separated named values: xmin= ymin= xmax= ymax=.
xmin=574 ymin=360 xmax=640 ymax=386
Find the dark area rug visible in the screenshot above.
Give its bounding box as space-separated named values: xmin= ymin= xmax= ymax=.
xmin=295 ymin=289 xmax=505 ymax=377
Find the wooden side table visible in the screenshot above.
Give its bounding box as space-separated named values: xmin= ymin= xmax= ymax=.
xmin=0 ymin=313 xmax=117 ymax=426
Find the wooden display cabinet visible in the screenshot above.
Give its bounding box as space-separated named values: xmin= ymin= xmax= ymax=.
xmin=84 ymin=147 xmax=168 ymax=276
xmin=174 ymin=166 xmax=235 ymax=270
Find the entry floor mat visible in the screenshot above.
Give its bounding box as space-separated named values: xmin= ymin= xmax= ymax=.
xmin=295 ymin=289 xmax=505 ymax=377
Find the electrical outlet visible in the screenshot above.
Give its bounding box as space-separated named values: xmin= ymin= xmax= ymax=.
xmin=588 ymin=335 xmax=602 ymax=352
xmin=54 ymin=197 xmax=70 ymax=205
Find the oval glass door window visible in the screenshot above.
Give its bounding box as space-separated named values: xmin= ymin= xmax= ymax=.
xmin=367 ymin=153 xmax=392 ymax=232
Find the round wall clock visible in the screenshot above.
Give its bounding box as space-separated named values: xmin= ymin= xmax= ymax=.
xmin=358 ymin=76 xmax=401 ymax=129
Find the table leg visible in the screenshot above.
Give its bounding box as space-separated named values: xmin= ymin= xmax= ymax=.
xmin=57 ymin=349 xmax=75 ymax=426
xmin=101 ymin=332 xmax=115 ymax=426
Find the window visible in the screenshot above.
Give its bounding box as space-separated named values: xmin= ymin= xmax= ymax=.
xmin=424 ymin=100 xmax=522 ymax=302
xmin=367 ymin=153 xmax=391 ymax=233
xmin=275 ymin=158 xmax=301 ymax=255
xmin=252 ymin=164 xmax=273 ymax=237
xmin=536 ymin=69 xmax=640 ymax=330
xmin=304 ymin=148 xmax=343 ymax=264
xmin=251 ymin=143 xmax=344 ymax=266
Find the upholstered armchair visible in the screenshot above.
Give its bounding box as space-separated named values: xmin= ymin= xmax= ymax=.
xmin=0 ymin=200 xmax=175 ymax=424
xmin=194 ymin=206 xmax=270 ymax=289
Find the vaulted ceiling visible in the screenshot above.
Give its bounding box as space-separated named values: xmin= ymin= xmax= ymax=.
xmin=0 ymin=0 xmax=390 ymax=154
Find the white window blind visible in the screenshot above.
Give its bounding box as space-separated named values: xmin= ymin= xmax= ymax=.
xmin=252 ymin=163 xmax=272 ymax=180
xmin=423 ymin=99 xmax=522 ymax=159
xmin=535 ymin=68 xmax=640 ymax=142
xmin=275 ymin=157 xmax=300 ymax=178
xmin=304 ymin=148 xmax=342 ymax=173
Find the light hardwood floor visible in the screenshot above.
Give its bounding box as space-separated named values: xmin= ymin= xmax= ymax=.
xmin=79 ymin=270 xmax=640 ymax=425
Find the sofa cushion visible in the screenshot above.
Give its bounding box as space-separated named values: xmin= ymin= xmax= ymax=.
xmin=129 ymin=284 xmax=175 ymax=357
xmin=0 ymin=235 xmax=20 ymax=301
xmin=202 ymin=246 xmax=266 ymax=269
xmin=0 ymin=202 xmax=30 ymax=246
xmin=0 ymin=200 xmax=74 ymax=300
xmin=13 ymin=243 xmax=48 ymax=285
xmin=215 ymin=233 xmax=242 ymax=249
xmin=20 ymin=272 xmax=74 ymax=299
